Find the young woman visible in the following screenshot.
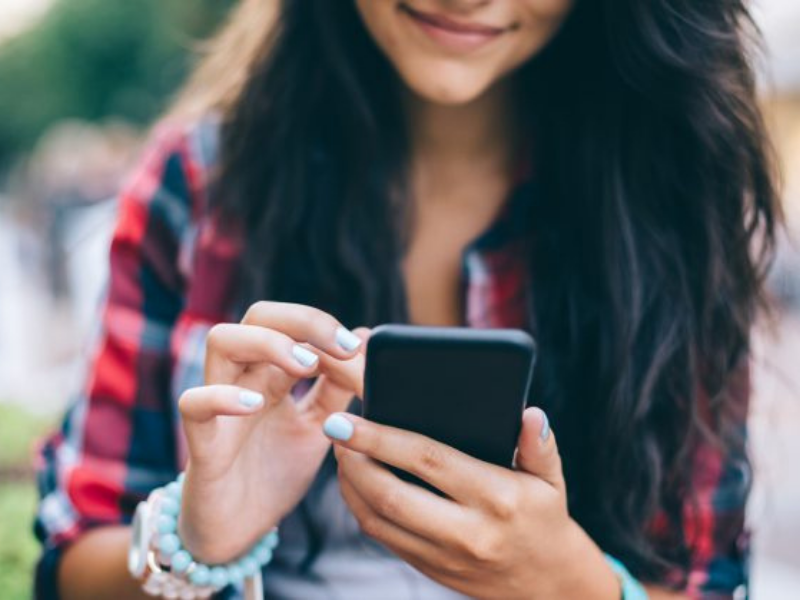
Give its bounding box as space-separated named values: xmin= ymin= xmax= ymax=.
xmin=35 ymin=1 xmax=779 ymax=598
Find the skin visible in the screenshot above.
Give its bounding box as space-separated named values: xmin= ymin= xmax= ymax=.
xmin=61 ymin=1 xmax=688 ymax=597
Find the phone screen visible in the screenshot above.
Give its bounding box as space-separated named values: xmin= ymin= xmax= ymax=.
xmin=362 ymin=325 xmax=536 ymax=474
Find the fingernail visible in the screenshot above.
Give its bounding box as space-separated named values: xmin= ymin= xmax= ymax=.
xmin=292 ymin=345 xmax=319 ymax=368
xmin=539 ymin=410 xmax=551 ymax=442
xmin=239 ymin=390 xmax=264 ymax=408
xmin=335 ymin=327 xmax=362 ymax=352
xmin=323 ymin=413 xmax=354 ymax=441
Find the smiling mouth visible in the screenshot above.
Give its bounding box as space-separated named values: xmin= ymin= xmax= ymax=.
xmin=399 ymin=3 xmax=514 ymax=53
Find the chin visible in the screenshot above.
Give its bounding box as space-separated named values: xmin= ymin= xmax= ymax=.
xmin=400 ymin=62 xmax=496 ymax=106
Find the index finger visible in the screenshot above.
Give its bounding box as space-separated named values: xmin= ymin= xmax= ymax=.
xmin=242 ymin=301 xmax=363 ymax=359
xmin=323 ymin=414 xmax=515 ymax=507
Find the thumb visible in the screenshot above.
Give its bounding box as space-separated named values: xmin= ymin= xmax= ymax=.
xmin=515 ymin=407 xmax=565 ymax=492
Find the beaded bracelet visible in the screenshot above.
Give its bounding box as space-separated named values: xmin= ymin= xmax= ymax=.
xmin=604 ymin=554 xmax=648 ymax=600
xmin=128 ymin=471 xmax=279 ymax=598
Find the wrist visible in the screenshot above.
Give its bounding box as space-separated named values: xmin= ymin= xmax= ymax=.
xmin=128 ymin=471 xmax=279 ymax=598
xmin=553 ymin=519 xmax=621 ymax=600
xmin=178 ymin=468 xmax=278 ymax=565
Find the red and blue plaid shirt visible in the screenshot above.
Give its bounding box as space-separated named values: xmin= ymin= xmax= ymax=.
xmin=34 ymin=118 xmax=750 ymax=598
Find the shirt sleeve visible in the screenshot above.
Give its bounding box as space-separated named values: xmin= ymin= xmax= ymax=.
xmin=32 ymin=123 xmax=200 ymax=599
xmin=664 ymin=359 xmax=752 ymax=599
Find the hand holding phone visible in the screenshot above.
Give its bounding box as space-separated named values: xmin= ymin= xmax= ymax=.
xmin=362 ymin=325 xmax=536 ymax=478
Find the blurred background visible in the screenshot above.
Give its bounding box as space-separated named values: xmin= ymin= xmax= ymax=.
xmin=0 ymin=1 xmax=797 ymax=598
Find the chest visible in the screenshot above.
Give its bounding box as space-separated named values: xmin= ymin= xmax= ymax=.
xmin=402 ymin=181 xmax=511 ymax=327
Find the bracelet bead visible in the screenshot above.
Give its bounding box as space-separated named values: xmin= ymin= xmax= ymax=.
xmin=165 ymin=481 xmax=182 ymax=500
xmin=239 ymin=556 xmax=258 ymax=577
xmin=209 ymin=566 xmax=229 ymax=589
xmin=171 ymin=550 xmax=192 ymax=573
xmin=265 ymin=529 xmax=279 ymax=549
xmin=158 ymin=533 xmax=181 ymax=556
xmin=252 ymin=544 xmax=272 ymax=565
xmin=161 ymin=496 xmax=180 ymax=516
xmin=131 ymin=471 xmax=279 ymax=598
xmin=227 ymin=564 xmax=244 ymax=585
xmin=188 ymin=564 xmax=210 ymax=586
xmin=604 ymin=554 xmax=648 ymax=600
xmin=157 ymin=514 xmax=177 ymax=534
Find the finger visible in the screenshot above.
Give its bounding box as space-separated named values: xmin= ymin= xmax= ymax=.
xmin=514 ymin=407 xmax=565 ymax=493
xmin=298 ymin=371 xmax=359 ymax=424
xmin=310 ymin=349 xmax=365 ymax=401
xmin=178 ymin=385 xmax=266 ymax=423
xmin=335 ymin=446 xmax=472 ymax=545
xmin=338 ymin=463 xmax=444 ymax=561
xmin=323 ymin=414 xmax=513 ymax=506
xmin=351 ymin=327 xmax=372 ymax=354
xmin=205 ymin=323 xmax=322 ymax=384
xmin=296 ymin=327 xmax=371 ymax=420
xmin=242 ymin=301 xmax=363 ymax=359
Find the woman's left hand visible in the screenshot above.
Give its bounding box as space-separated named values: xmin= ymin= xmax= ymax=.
xmin=324 ymin=408 xmax=621 ymax=600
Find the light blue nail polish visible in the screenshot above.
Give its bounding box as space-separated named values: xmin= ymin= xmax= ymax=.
xmin=323 ymin=413 xmax=354 ymax=441
xmin=292 ymin=344 xmax=319 ymax=368
xmin=540 ymin=411 xmax=551 ymax=442
xmin=239 ymin=390 xmax=264 ymax=408
xmin=336 ymin=327 xmax=362 ymax=352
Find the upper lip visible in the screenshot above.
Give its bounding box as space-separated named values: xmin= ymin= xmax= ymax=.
xmin=400 ymin=4 xmax=511 ymax=35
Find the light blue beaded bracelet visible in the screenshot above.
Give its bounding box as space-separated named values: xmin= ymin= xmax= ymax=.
xmin=153 ymin=471 xmax=279 ymax=591
xmin=604 ymin=554 xmax=648 ymax=600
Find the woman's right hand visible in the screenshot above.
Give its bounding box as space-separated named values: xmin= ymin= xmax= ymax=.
xmin=176 ymin=302 xmax=368 ymax=564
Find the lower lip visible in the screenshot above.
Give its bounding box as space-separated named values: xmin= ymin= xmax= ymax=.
xmin=400 ymin=6 xmax=504 ymax=53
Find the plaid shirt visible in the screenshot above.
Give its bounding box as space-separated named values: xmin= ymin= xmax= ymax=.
xmin=33 ymin=118 xmax=750 ymax=598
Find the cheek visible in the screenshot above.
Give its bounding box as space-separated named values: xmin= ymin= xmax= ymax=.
xmin=514 ymin=0 xmax=576 ymax=57
xmin=524 ymin=0 xmax=577 ymax=20
xmin=354 ymin=0 xmax=399 ymax=51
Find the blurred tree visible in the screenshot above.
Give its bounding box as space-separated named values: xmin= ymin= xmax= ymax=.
xmin=0 ymin=0 xmax=233 ymax=171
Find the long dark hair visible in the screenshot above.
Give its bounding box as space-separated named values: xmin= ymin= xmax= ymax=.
xmin=195 ymin=0 xmax=779 ymax=586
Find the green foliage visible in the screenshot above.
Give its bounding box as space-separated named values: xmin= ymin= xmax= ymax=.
xmin=0 ymin=0 xmax=233 ymax=169
xmin=0 ymin=404 xmax=55 ymax=599
xmin=0 ymin=403 xmax=54 ymax=470
xmin=0 ymin=483 xmax=39 ymax=600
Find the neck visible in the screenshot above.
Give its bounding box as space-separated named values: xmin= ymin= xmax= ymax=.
xmin=404 ymin=79 xmax=520 ymax=188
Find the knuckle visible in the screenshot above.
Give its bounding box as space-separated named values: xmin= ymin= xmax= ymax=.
xmin=306 ymin=307 xmax=332 ymax=334
xmin=466 ymin=531 xmax=500 ymax=564
xmin=373 ymin=488 xmax=402 ymax=519
xmin=440 ymin=555 xmax=469 ymax=578
xmin=300 ymin=309 xmax=320 ymax=332
xmin=418 ymin=442 xmax=446 ymax=475
xmin=452 ymin=528 xmax=475 ymax=557
xmin=242 ymin=301 xmax=268 ymax=323
xmin=177 ymin=388 xmax=198 ymax=417
xmin=358 ymin=513 xmax=383 ymax=539
xmin=206 ymin=323 xmax=232 ymax=348
xmin=293 ymin=304 xmax=336 ymax=337
xmin=490 ymin=484 xmax=521 ymax=520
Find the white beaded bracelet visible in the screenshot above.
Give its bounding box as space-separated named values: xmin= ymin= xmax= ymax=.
xmin=128 ymin=473 xmax=278 ymax=599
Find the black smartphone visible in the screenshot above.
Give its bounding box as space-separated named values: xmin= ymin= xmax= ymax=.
xmin=362 ymin=324 xmax=536 ymax=486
